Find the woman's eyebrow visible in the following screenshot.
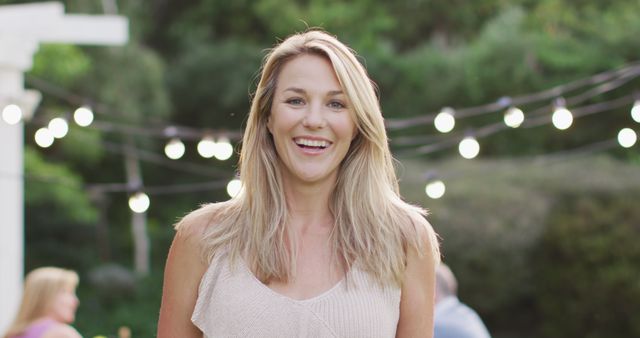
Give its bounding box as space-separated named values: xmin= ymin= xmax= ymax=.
xmin=283 ymin=87 xmax=306 ymax=94
xmin=282 ymin=87 xmax=344 ymax=96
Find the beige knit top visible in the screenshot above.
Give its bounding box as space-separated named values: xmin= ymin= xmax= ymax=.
xmin=191 ymin=250 xmax=401 ymax=337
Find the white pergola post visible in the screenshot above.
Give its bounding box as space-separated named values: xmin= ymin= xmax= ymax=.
xmin=0 ymin=2 xmax=127 ymax=332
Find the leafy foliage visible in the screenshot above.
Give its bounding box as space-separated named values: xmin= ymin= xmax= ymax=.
xmin=534 ymin=193 xmax=640 ymax=338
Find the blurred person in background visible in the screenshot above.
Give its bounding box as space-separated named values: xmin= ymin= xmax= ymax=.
xmin=158 ymin=29 xmax=440 ymax=338
xmin=3 ymin=267 xmax=82 ymax=338
xmin=434 ymin=263 xmax=491 ymax=338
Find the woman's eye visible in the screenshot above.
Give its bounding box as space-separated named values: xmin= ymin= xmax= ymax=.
xmin=286 ymin=98 xmax=304 ymax=105
xmin=328 ymin=101 xmax=346 ymax=109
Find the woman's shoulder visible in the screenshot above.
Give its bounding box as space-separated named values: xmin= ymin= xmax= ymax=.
xmin=175 ymin=200 xmax=235 ymax=239
xmin=400 ymin=206 xmax=440 ymax=259
xmin=40 ymin=323 xmax=81 ymax=338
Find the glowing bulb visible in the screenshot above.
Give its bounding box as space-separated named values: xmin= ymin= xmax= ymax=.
xmin=425 ymin=180 xmax=445 ymax=199
xmin=164 ymin=138 xmax=185 ymax=160
xmin=128 ymin=192 xmax=150 ymax=213
xmin=504 ymin=107 xmax=524 ymax=128
xmin=2 ymin=104 xmax=22 ymax=125
xmin=214 ymin=137 xmax=233 ymax=161
xmin=617 ymin=128 xmax=637 ymax=148
xmin=227 ymin=179 xmax=242 ymax=198
xmin=632 ymin=100 xmax=640 ymax=123
xmin=434 ymin=107 xmax=455 ymax=133
xmin=73 ymin=106 xmax=94 ymax=127
xmin=197 ymin=136 xmax=216 ymax=158
xmin=34 ymin=128 xmax=55 ymax=148
xmin=458 ymin=136 xmax=480 ymax=159
xmin=48 ymin=118 xmax=69 ymax=138
xmin=552 ymin=107 xmax=573 ymax=130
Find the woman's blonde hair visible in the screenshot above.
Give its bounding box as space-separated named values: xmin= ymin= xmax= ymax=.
xmin=3 ymin=267 xmax=79 ymax=338
xmin=178 ymin=29 xmax=439 ymax=286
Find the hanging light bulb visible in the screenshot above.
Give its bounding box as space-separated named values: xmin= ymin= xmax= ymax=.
xmin=164 ymin=138 xmax=185 ymax=160
xmin=34 ymin=128 xmax=55 ymax=148
xmin=48 ymin=117 xmax=69 ymax=138
xmin=504 ymin=106 xmax=524 ymax=128
xmin=226 ymin=178 xmax=242 ymax=198
xmin=552 ymin=98 xmax=573 ymax=130
xmin=128 ymin=192 xmax=150 ymax=213
xmin=214 ymin=137 xmax=233 ymax=161
xmin=197 ymin=135 xmax=216 ymax=158
xmin=2 ymin=104 xmax=22 ymax=125
xmin=73 ymin=106 xmax=94 ymax=127
xmin=552 ymin=107 xmax=573 ymax=130
xmin=425 ymin=180 xmax=446 ymax=199
xmin=434 ymin=107 xmax=455 ymax=133
xmin=458 ymin=136 xmax=480 ymax=159
xmin=632 ymin=100 xmax=640 ymax=123
xmin=617 ymin=128 xmax=637 ymax=148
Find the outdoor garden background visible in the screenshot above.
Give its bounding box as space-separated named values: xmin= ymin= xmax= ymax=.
xmin=3 ymin=0 xmax=640 ymax=337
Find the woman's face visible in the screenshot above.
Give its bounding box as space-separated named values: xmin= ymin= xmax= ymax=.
xmin=47 ymin=286 xmax=79 ymax=323
xmin=268 ymin=53 xmax=357 ymax=187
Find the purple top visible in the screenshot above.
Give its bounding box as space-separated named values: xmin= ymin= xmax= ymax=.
xmin=9 ymin=319 xmax=57 ymax=338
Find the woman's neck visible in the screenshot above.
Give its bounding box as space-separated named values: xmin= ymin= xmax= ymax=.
xmin=282 ymin=177 xmax=335 ymax=235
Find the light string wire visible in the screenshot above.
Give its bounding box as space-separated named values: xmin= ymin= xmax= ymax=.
xmin=391 ymin=64 xmax=640 ymax=156
xmin=396 ymin=94 xmax=637 ymax=157
xmin=9 ymin=62 xmax=638 ymax=197
xmin=27 ymin=112 xmax=234 ymax=179
xmin=385 ymin=61 xmax=640 ymax=130
xmin=25 ymin=75 xmax=243 ymax=141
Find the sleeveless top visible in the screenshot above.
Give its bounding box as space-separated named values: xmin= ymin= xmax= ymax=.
xmin=192 ymin=250 xmax=401 ymax=337
xmin=9 ymin=319 xmax=56 ymax=338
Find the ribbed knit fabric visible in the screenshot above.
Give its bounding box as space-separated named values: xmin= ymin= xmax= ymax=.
xmin=192 ymin=250 xmax=401 ymax=337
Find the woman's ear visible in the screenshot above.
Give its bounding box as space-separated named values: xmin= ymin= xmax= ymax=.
xmin=267 ymin=117 xmax=273 ymax=134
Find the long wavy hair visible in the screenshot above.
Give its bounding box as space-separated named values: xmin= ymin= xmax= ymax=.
xmin=3 ymin=267 xmax=79 ymax=338
xmin=178 ymin=30 xmax=439 ymax=286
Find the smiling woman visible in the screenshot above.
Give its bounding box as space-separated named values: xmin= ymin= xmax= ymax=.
xmin=3 ymin=267 xmax=82 ymax=338
xmin=267 ymin=54 xmax=357 ymax=185
xmin=158 ymin=30 xmax=440 ymax=338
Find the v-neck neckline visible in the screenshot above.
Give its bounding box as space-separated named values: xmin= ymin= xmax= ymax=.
xmin=238 ymin=257 xmax=351 ymax=303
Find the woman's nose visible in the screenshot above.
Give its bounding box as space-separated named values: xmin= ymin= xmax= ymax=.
xmin=302 ymin=103 xmax=326 ymax=129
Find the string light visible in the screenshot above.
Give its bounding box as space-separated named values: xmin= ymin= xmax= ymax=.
xmin=226 ymin=178 xmax=242 ymax=198
xmin=197 ymin=135 xmax=216 ymax=158
xmin=2 ymin=104 xmax=23 ymax=125
xmin=632 ymin=100 xmax=640 ymax=123
xmin=19 ymin=62 xmax=640 ymax=203
xmin=617 ymin=128 xmax=637 ymax=148
xmin=504 ymin=106 xmax=525 ymax=128
xmin=73 ymin=106 xmax=94 ymax=127
xmin=164 ymin=138 xmax=185 ymax=160
xmin=425 ymin=179 xmax=446 ymax=199
xmin=434 ymin=107 xmax=455 ymax=133
xmin=128 ymin=191 xmax=150 ymax=213
xmin=48 ymin=117 xmax=69 ymax=138
xmin=213 ymin=137 xmax=233 ymax=161
xmin=34 ymin=128 xmax=55 ymax=148
xmin=552 ymin=98 xmax=573 ymax=130
xmin=385 ymin=62 xmax=640 ymax=130
xmin=459 ymin=136 xmax=480 ymax=159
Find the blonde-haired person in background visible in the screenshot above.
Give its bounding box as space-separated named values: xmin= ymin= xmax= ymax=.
xmin=158 ymin=29 xmax=440 ymax=338
xmin=3 ymin=267 xmax=82 ymax=338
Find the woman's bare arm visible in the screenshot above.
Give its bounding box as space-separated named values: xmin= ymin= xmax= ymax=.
xmin=396 ymin=220 xmax=438 ymax=338
xmin=157 ymin=224 xmax=208 ymax=338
